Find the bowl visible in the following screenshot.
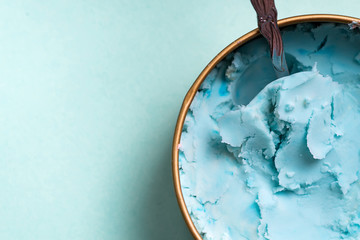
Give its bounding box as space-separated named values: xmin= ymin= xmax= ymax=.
xmin=172 ymin=14 xmax=360 ymax=239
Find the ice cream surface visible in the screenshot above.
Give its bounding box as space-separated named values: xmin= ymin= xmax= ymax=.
xmin=179 ymin=23 xmax=360 ymax=240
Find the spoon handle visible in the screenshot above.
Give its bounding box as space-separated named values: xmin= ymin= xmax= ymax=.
xmin=250 ymin=0 xmax=289 ymax=78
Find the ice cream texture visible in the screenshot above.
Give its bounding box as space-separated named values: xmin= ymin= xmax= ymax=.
xmin=179 ymin=23 xmax=360 ymax=240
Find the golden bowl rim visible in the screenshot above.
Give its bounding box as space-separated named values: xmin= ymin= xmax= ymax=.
xmin=172 ymin=14 xmax=360 ymax=240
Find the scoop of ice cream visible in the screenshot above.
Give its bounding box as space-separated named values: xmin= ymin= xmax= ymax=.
xmin=218 ymin=68 xmax=360 ymax=239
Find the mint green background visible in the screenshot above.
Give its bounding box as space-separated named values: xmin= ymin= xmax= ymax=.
xmin=0 ymin=1 xmax=358 ymax=239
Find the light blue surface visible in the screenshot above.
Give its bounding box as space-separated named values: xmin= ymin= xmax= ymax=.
xmin=0 ymin=1 xmax=358 ymax=239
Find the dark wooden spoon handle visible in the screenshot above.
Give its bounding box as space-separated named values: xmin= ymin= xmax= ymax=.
xmin=250 ymin=0 xmax=289 ymax=77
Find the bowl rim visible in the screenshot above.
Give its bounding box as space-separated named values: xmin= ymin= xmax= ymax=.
xmin=172 ymin=14 xmax=360 ymax=240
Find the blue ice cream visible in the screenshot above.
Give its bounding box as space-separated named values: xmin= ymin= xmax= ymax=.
xmin=179 ymin=23 xmax=360 ymax=239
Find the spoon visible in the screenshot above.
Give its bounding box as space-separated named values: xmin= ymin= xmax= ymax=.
xmin=233 ymin=0 xmax=289 ymax=105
